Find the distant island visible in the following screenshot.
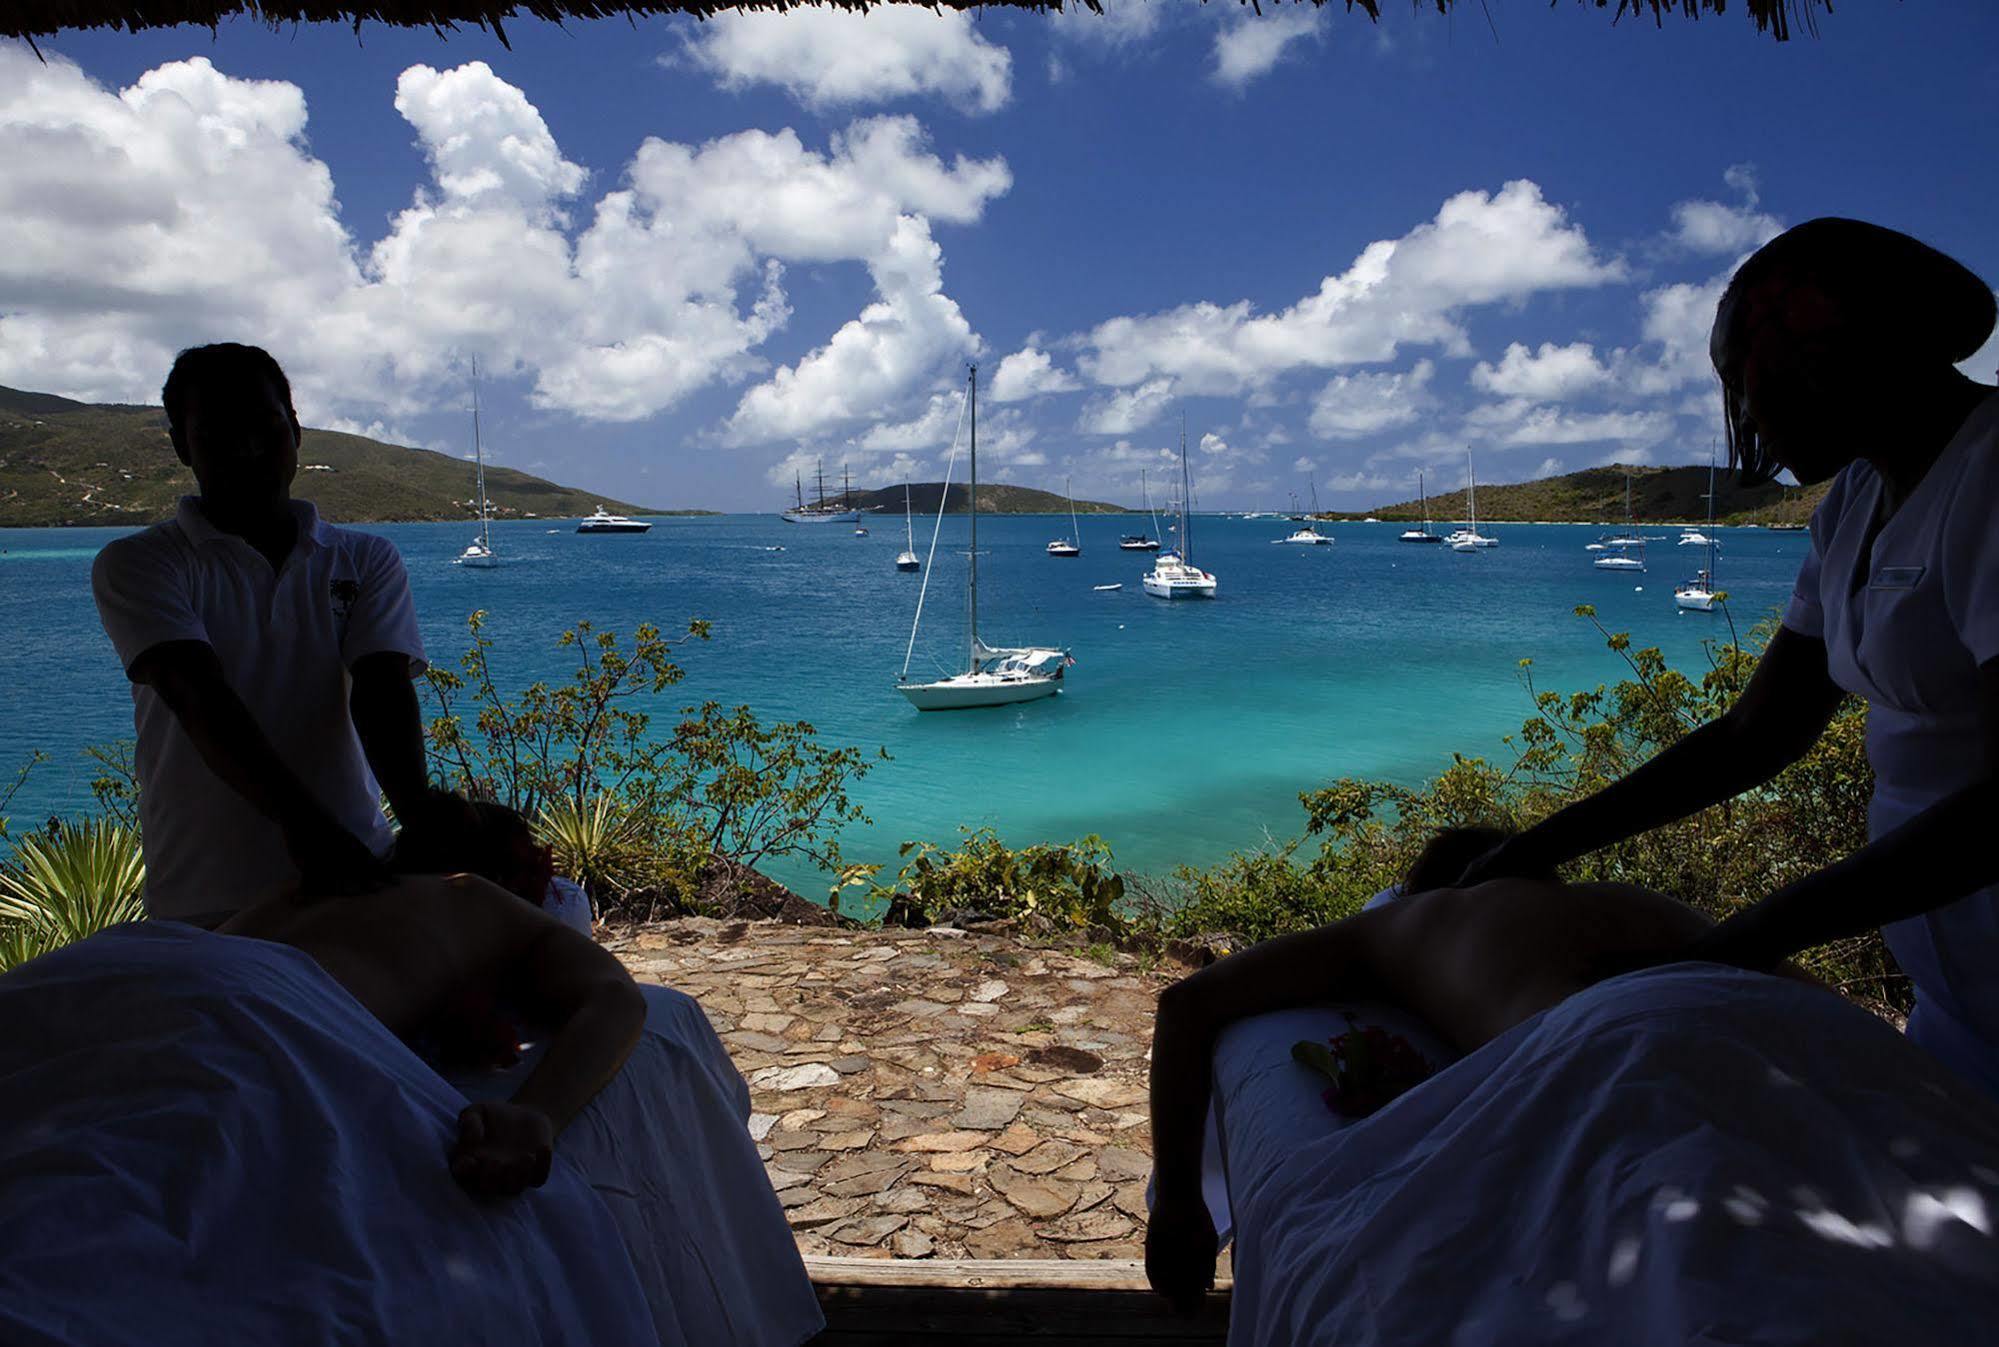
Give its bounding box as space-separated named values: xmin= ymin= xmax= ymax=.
xmin=0 ymin=385 xmax=699 ymax=528
xmin=820 ymin=482 xmax=1127 ymax=516
xmin=1331 ymin=463 xmax=1826 ymax=528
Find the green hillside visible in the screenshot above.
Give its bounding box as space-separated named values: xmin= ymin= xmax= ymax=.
xmin=0 ymin=385 xmax=686 ymax=528
xmin=827 ymin=482 xmax=1129 ymax=516
xmin=1337 ymin=463 xmax=1826 ymax=527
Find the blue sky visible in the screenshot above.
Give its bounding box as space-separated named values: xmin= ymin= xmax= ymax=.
xmin=4 ymin=2 xmax=1997 ymax=511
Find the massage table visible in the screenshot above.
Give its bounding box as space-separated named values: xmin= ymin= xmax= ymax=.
xmin=0 ymin=922 xmax=822 ymax=1347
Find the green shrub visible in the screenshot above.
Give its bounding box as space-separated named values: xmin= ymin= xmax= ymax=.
xmin=423 ymin=614 xmax=881 ymax=918
xmin=887 ymin=828 xmax=1127 ymax=931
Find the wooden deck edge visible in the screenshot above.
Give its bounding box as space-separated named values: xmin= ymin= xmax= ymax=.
xmin=804 ymin=1255 xmax=1234 ymax=1293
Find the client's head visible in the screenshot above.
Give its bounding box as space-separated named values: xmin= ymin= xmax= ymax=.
xmin=395 ymin=798 xmax=554 ymax=901
xmin=1403 ymin=826 xmax=1551 ymax=895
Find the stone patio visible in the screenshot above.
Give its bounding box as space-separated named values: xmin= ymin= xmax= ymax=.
xmin=605 ymin=917 xmax=1226 ymax=1271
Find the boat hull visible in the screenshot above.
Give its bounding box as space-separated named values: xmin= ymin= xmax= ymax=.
xmin=1142 ymin=575 xmax=1218 ymax=599
xmin=1046 ymin=545 xmax=1080 ymax=557
xmin=1398 ymin=533 xmax=1443 ymax=544
xmin=898 ymin=675 xmax=1062 ymax=711
xmin=1675 ymin=590 xmax=1718 ymax=611
xmin=457 ymin=552 xmax=499 ymax=568
xmin=577 ymin=523 xmax=651 ymax=533
xmin=1118 ymin=540 xmax=1161 ymax=551
xmin=782 ymin=509 xmax=860 ymax=524
xmin=1595 ymin=558 xmax=1646 ymax=572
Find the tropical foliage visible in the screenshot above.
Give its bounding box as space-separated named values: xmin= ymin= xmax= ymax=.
xmin=0 ymin=818 xmax=147 ymax=972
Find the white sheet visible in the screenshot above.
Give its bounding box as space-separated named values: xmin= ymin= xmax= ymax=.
xmin=1223 ymin=966 xmax=1999 ymax=1347
xmin=0 ymin=922 xmax=659 ymax=1346
xmin=447 ymin=982 xmax=823 ymax=1347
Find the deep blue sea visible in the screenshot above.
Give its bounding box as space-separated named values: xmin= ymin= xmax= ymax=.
xmin=0 ymin=513 xmax=1806 ymax=894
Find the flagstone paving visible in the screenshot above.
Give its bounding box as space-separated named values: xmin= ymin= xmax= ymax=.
xmin=605 ymin=917 xmax=1229 ymax=1271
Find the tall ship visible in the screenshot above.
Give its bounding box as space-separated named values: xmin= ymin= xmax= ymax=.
xmin=783 ymin=460 xmax=861 ymax=524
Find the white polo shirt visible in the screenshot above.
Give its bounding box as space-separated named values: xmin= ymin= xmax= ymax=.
xmin=92 ymin=497 xmax=426 ymax=920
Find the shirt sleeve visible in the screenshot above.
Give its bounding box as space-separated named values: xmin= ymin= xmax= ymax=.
xmin=341 ymin=536 xmax=427 ymax=676
xmin=1941 ymin=438 xmax=1999 ymax=669
xmin=91 ymin=533 xmax=208 ymax=676
xmin=1780 ymin=476 xmax=1842 ymax=642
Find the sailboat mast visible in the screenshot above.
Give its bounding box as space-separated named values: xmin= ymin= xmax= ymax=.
xmin=1466 ymin=449 xmax=1476 ymax=533
xmin=967 ymin=366 xmax=980 ymax=674
xmin=1419 ymin=470 xmax=1430 ymax=532
xmin=1068 ymin=476 xmax=1079 ymax=542
xmin=844 ymin=464 xmax=852 ymax=512
xmin=905 ymin=482 xmax=914 ymax=551
xmin=1180 ymin=413 xmax=1193 ymax=563
xmin=1144 ymin=467 xmax=1159 ymax=540
xmin=795 ymin=473 xmax=804 ymax=512
xmin=817 ymin=460 xmax=827 ymax=511
xmin=471 ymin=355 xmax=490 ymax=551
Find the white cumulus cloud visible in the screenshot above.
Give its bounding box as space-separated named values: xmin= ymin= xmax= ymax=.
xmin=1668 ymin=163 xmax=1782 ymax=256
xmin=988 ymin=346 xmax=1081 ymax=402
xmin=1077 ymin=377 xmax=1177 ymax=435
xmin=1469 ymin=342 xmax=1613 ymax=402
xmin=1308 ymin=360 xmax=1434 ymax=438
xmin=1079 ymin=180 xmax=1625 ymax=397
xmin=679 ymin=8 xmax=1012 ymax=115
xmin=1212 ymin=7 xmax=1323 ymax=90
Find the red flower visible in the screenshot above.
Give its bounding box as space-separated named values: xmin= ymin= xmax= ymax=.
xmin=1293 ymin=1017 xmax=1433 ymax=1119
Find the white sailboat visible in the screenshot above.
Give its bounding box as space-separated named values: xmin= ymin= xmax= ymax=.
xmin=1046 ymin=477 xmax=1081 ymax=556
xmin=1119 ymin=468 xmax=1162 ymax=550
xmin=1399 ymin=470 xmax=1443 ymax=544
xmin=846 ymin=466 xmax=869 ymax=535
xmin=1446 ymin=451 xmax=1498 ymax=551
xmin=1143 ymin=418 xmax=1218 ymax=599
xmin=456 ymin=358 xmax=499 ymax=568
xmin=1588 ymin=473 xmax=1646 ymax=552
xmin=1275 ymin=480 xmax=1333 ymax=545
xmin=895 ymin=483 xmax=921 ymax=572
xmin=898 ymin=366 xmax=1070 ymax=711
xmin=1676 ymin=449 xmax=1723 ymax=612
xmin=1594 ymin=473 xmax=1645 ymax=569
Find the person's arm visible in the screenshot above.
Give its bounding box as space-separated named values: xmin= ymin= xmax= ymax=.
xmin=1466 ymin=626 xmax=1846 ymax=881
xmin=1147 ymin=911 xmax=1392 ymax=1312
xmin=349 ymin=651 xmax=430 ymax=824
xmin=450 ymin=918 xmax=647 ymax=1199
xmin=131 ymin=640 xmax=388 ymax=894
xmin=1687 ymin=655 xmax=1999 ymax=969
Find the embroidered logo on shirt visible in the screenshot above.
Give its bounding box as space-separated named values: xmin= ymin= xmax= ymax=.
xmin=1870 ymin=566 xmax=1926 ymax=590
xmin=330 ymin=578 xmax=360 ymax=620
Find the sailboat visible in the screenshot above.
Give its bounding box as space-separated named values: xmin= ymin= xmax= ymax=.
xmin=1275 ymin=480 xmax=1333 ymax=545
xmin=1589 ymin=473 xmax=1646 ymax=551
xmin=1446 ymin=451 xmax=1498 ymax=551
xmin=1119 ymin=468 xmax=1162 ymax=550
xmin=895 ymin=483 xmax=921 ymax=572
xmin=898 ymin=366 xmax=1071 ymax=710
xmin=1399 ymin=470 xmax=1443 ymax=544
xmin=1675 ymin=448 xmax=1723 ymax=611
xmin=782 ymin=460 xmax=860 ymax=524
xmin=456 ymin=358 xmax=499 ymax=568
xmin=846 ymin=466 xmax=869 ymax=535
xmin=1143 ymin=418 xmax=1218 ymax=599
xmin=1046 ymin=477 xmax=1081 ymax=557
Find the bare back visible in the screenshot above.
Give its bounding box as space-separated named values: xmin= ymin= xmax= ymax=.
xmin=1367 ymin=879 xmax=1717 ymax=1051
xmin=218 ymin=873 xmax=546 ymax=1037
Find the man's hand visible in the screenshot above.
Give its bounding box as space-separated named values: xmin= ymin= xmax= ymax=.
xmin=450 ymin=1100 xmax=555 ymax=1199
xmin=1145 ymin=1192 xmax=1219 ymax=1316
xmin=1453 ymin=832 xmax=1550 ymax=889
xmin=285 ymin=815 xmax=391 ymax=898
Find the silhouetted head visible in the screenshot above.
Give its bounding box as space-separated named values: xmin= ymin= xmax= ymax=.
xmin=1711 ymin=219 xmax=1995 ymax=486
xmin=1404 ymin=825 xmax=1546 ymax=895
xmin=393 ymin=797 xmax=554 ymax=902
xmin=162 ymin=343 xmax=301 ymax=517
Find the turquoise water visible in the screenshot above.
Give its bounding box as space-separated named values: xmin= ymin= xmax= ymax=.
xmin=0 ymin=515 xmax=1805 ymax=892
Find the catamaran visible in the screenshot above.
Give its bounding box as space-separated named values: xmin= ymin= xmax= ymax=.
xmin=1143 ymin=419 xmax=1218 ymax=599
xmin=1046 ymin=477 xmax=1082 ymax=557
xmin=1399 ymin=470 xmax=1444 ymax=544
xmin=898 ymin=366 xmax=1071 ymax=710
xmin=1119 ymin=468 xmax=1162 ymax=550
xmin=782 ymin=460 xmax=860 ymax=524
xmin=456 ymin=357 xmax=498 ymax=568
xmin=1275 ymin=480 xmax=1333 ymax=545
xmin=1446 ymin=451 xmax=1498 ymax=551
xmin=1676 ymin=450 xmax=1723 ymax=611
xmin=895 ymin=483 xmax=921 ymax=572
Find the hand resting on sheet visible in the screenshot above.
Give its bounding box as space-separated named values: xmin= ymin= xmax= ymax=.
xmin=220 ymin=869 xmax=646 ymax=1199
xmin=1146 ymin=828 xmax=1818 ymax=1312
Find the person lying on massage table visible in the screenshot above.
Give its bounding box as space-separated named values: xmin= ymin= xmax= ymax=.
xmin=1145 ymin=828 xmax=1818 ymax=1314
xmin=220 ymin=852 xmax=646 ymax=1201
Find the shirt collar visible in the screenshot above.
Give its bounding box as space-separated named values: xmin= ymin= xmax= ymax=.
xmin=175 ymin=496 xmax=333 ymax=553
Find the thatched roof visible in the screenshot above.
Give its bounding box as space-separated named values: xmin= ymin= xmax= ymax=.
xmin=5 ymin=1 xmax=1835 ymax=48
